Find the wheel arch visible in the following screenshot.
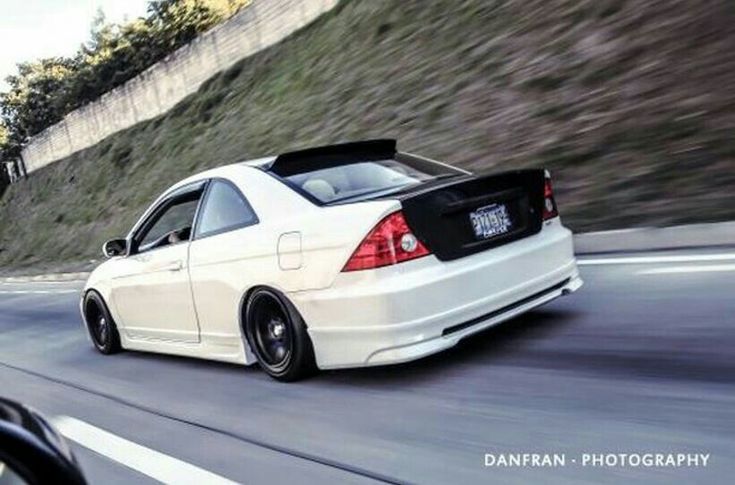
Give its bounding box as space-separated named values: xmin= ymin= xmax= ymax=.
xmin=237 ymin=285 xmax=311 ymax=366
xmin=81 ymin=288 xmax=118 ymax=329
xmin=80 ymin=287 xmax=122 ymax=354
xmin=81 ymin=288 xmax=104 ymax=328
xmin=239 ymin=285 xmax=309 ymax=327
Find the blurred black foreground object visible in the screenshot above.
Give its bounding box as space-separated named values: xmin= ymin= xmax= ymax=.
xmin=0 ymin=397 xmax=86 ymax=485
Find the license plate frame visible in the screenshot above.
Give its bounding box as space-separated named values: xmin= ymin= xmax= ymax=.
xmin=469 ymin=203 xmax=514 ymax=240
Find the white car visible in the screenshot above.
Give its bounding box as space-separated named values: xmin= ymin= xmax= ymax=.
xmin=81 ymin=140 xmax=582 ymax=381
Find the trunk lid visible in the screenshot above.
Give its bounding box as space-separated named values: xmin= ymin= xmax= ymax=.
xmin=398 ymin=169 xmax=546 ymax=261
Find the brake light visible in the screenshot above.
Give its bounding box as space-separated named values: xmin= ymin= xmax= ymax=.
xmin=543 ymin=174 xmax=559 ymax=220
xmin=342 ymin=211 xmax=430 ymax=271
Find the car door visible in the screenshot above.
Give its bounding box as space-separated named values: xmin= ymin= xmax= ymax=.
xmin=187 ymin=178 xmax=261 ymax=346
xmin=110 ymin=182 xmax=206 ymax=342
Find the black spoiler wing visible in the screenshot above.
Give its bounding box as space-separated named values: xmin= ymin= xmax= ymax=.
xmin=269 ymin=139 xmax=397 ymax=176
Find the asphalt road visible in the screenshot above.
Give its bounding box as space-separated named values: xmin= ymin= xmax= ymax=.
xmin=1 ymin=249 xmax=734 ymax=484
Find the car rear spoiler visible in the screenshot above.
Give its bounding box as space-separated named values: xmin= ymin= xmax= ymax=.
xmin=269 ymin=139 xmax=397 ymax=176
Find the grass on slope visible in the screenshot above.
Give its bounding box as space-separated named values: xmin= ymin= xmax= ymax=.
xmin=1 ymin=0 xmax=734 ymax=271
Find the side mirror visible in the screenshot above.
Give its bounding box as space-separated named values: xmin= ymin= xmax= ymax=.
xmin=102 ymin=239 xmax=127 ymax=258
xmin=0 ymin=398 xmax=87 ymax=484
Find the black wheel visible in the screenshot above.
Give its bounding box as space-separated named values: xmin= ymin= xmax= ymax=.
xmin=244 ymin=288 xmax=316 ymax=382
xmin=83 ymin=291 xmax=122 ymax=355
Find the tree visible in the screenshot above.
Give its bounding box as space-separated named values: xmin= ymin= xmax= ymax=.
xmin=0 ymin=58 xmax=77 ymax=159
xmin=147 ymin=0 xmax=249 ymax=51
xmin=0 ymin=123 xmax=7 ymax=148
xmin=0 ymin=0 xmax=250 ymax=162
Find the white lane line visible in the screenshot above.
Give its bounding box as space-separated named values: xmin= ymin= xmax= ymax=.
xmin=0 ymin=280 xmax=86 ymax=285
xmin=52 ymin=416 xmax=239 ymax=485
xmin=0 ymin=290 xmax=78 ymax=295
xmin=578 ymin=253 xmax=735 ymax=266
xmin=638 ymin=264 xmax=735 ymax=275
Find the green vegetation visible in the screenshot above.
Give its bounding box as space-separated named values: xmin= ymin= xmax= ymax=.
xmin=1 ymin=0 xmax=734 ymax=272
xmin=0 ymin=0 xmax=249 ymax=160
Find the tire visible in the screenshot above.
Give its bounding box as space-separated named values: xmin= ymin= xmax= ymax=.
xmin=244 ymin=288 xmax=316 ymax=382
xmin=83 ymin=291 xmax=122 ymax=355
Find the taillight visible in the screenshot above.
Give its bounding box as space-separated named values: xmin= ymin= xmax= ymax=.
xmin=543 ymin=173 xmax=559 ymax=220
xmin=342 ymin=211 xmax=430 ymax=271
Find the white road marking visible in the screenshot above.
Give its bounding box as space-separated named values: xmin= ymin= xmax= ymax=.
xmin=0 ymin=280 xmax=86 ymax=285
xmin=52 ymin=416 xmax=239 ymax=485
xmin=638 ymin=264 xmax=735 ymax=275
xmin=578 ymin=253 xmax=735 ymax=266
xmin=0 ymin=290 xmax=78 ymax=295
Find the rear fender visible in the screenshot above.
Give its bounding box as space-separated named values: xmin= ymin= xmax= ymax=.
xmin=282 ymin=200 xmax=401 ymax=292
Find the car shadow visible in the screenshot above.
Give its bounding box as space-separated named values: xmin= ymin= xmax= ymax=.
xmin=96 ymin=308 xmax=580 ymax=386
xmin=107 ymin=345 xmax=259 ymax=375
xmin=316 ymin=308 xmax=580 ymax=387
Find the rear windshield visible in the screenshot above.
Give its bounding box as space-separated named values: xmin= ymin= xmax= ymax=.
xmin=271 ymin=156 xmax=463 ymax=204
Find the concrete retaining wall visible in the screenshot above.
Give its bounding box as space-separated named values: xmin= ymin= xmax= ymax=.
xmin=20 ymin=0 xmax=339 ymax=174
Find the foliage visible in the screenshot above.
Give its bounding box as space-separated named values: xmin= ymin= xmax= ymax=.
xmin=0 ymin=122 xmax=7 ymax=193
xmin=0 ymin=58 xmax=76 ymax=158
xmin=0 ymin=0 xmax=249 ymax=161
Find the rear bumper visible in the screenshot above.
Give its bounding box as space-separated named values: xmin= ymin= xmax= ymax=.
xmin=290 ymin=219 xmax=582 ymax=369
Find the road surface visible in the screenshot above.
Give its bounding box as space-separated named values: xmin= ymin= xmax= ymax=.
xmin=1 ymin=249 xmax=734 ymax=484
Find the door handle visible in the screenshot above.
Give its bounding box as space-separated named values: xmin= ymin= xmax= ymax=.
xmin=162 ymin=260 xmax=183 ymax=272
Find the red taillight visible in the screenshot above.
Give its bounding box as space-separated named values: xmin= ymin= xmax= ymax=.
xmin=342 ymin=211 xmax=430 ymax=272
xmin=543 ymin=175 xmax=559 ymax=220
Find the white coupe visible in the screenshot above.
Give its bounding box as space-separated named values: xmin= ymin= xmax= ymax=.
xmin=81 ymin=140 xmax=582 ymax=381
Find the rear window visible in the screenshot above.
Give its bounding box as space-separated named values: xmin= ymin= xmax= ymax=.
xmin=271 ymin=156 xmax=462 ymax=204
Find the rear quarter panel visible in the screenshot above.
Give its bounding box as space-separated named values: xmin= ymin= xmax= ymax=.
xmin=187 ymin=167 xmax=400 ymax=338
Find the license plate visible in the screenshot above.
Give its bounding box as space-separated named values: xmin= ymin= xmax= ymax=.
xmin=469 ymin=203 xmax=513 ymax=240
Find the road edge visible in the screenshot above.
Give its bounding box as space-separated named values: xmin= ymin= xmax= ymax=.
xmin=574 ymin=220 xmax=735 ymax=255
xmin=0 ymin=272 xmax=89 ymax=284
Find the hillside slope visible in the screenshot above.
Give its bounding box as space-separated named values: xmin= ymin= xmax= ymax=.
xmin=1 ymin=0 xmax=734 ymax=270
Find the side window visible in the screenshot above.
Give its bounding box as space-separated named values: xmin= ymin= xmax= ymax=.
xmin=195 ymin=180 xmax=258 ymax=238
xmin=137 ymin=193 xmax=201 ymax=251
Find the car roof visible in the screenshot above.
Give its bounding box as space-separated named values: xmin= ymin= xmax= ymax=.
xmin=165 ymin=161 xmax=267 ymax=194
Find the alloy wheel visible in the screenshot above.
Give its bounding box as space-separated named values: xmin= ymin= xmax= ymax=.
xmin=251 ymin=295 xmax=293 ymax=371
